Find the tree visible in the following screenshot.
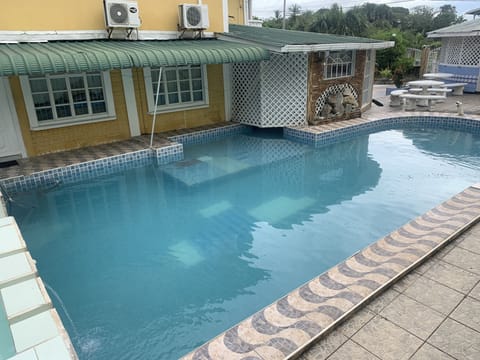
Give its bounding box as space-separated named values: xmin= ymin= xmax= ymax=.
xmin=432 ymin=5 xmax=462 ymax=30
xmin=407 ymin=6 xmax=434 ymax=35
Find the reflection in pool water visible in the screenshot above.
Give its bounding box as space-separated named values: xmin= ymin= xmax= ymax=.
xmin=10 ymin=128 xmax=480 ymax=359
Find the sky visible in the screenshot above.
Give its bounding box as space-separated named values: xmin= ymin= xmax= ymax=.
xmin=252 ymin=0 xmax=480 ymax=19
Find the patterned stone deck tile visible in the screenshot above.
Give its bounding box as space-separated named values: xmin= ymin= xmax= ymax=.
xmin=182 ymin=184 xmax=480 ymax=359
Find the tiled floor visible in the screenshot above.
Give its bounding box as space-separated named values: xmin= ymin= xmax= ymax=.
xmin=299 ymin=222 xmax=480 ymax=360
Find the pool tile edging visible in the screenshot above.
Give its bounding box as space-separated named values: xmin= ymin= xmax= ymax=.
xmin=284 ymin=114 xmax=480 ymax=146
xmin=181 ymin=185 xmax=480 ymax=360
xmin=0 ymin=124 xmax=250 ymax=195
xmin=182 ymin=114 xmax=480 ymax=360
xmin=0 ymin=217 xmax=78 ymax=360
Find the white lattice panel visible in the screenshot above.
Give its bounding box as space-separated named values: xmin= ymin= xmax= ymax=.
xmin=445 ymin=37 xmax=464 ymax=65
xmin=314 ymin=83 xmax=359 ymax=117
xmin=232 ymin=53 xmax=308 ymax=128
xmin=260 ymin=53 xmax=308 ymax=127
xmin=461 ymin=37 xmax=480 ymax=66
xmin=427 ymin=48 xmax=440 ymax=73
xmin=232 ymin=62 xmax=262 ymax=125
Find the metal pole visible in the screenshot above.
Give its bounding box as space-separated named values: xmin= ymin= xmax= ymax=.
xmin=150 ymin=67 xmax=163 ymax=148
xmin=282 ymin=0 xmax=286 ymax=29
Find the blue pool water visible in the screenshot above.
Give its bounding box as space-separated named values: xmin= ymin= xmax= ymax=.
xmin=10 ymin=128 xmax=480 ymax=359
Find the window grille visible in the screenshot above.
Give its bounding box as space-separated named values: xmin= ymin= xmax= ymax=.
xmin=324 ymin=50 xmax=355 ymax=79
xmin=145 ymin=65 xmax=208 ymax=112
xmin=27 ymin=73 xmax=108 ymax=123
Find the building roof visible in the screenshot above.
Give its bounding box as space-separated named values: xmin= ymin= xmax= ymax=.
xmin=219 ymin=25 xmax=394 ymax=52
xmin=0 ymin=39 xmax=270 ymax=76
xmin=428 ymin=19 xmax=480 ymax=38
xmin=465 ymin=8 xmax=480 ymax=16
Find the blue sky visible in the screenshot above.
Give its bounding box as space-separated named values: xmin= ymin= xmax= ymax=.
xmin=252 ymin=1 xmax=480 ymax=19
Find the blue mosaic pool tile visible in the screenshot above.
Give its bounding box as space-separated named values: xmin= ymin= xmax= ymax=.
xmin=155 ymin=144 xmax=184 ymax=165
xmin=168 ymin=124 xmax=252 ymax=146
xmin=0 ymin=124 xmax=258 ymax=195
xmin=284 ymin=116 xmax=480 ymax=147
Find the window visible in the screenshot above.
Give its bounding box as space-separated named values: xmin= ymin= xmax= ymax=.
xmin=144 ymin=65 xmax=208 ymax=112
xmin=21 ymin=72 xmax=115 ymax=129
xmin=324 ymin=50 xmax=355 ymax=79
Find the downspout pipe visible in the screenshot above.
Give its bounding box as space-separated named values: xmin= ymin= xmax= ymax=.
xmin=149 ymin=67 xmax=163 ymax=148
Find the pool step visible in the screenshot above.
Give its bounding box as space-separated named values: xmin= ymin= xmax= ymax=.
xmin=0 ymin=217 xmax=77 ymax=359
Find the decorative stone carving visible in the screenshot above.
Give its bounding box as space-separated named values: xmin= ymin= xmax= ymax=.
xmin=310 ymin=83 xmax=360 ymax=125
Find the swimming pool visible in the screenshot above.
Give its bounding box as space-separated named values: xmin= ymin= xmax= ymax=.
xmin=10 ymin=127 xmax=480 ymax=359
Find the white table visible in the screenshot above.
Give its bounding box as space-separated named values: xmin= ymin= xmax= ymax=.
xmin=407 ymin=80 xmax=445 ymax=106
xmin=423 ymin=73 xmax=454 ymax=80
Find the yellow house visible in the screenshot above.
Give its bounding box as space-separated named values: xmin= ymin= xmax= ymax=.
xmin=0 ymin=0 xmax=263 ymax=159
xmin=0 ymin=0 xmax=392 ymax=161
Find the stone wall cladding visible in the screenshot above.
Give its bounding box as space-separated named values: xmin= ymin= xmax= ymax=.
xmin=307 ymin=50 xmax=367 ymax=123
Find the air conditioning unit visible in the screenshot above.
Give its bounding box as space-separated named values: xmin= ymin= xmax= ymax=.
xmin=178 ymin=4 xmax=209 ymax=30
xmin=104 ymin=0 xmax=141 ymax=28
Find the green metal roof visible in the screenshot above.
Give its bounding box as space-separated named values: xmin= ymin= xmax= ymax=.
xmin=428 ymin=19 xmax=480 ymax=38
xmin=0 ymin=39 xmax=270 ymax=76
xmin=220 ymin=25 xmax=394 ymax=52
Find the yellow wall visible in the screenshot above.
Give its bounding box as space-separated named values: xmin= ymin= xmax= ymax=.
xmin=228 ymin=0 xmax=245 ymax=25
xmin=9 ymin=71 xmax=132 ymax=156
xmin=134 ymin=64 xmax=226 ymax=134
xmin=2 ymin=0 xmax=226 ymax=33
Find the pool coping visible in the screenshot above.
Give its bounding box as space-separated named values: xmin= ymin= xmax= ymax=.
xmin=0 ymin=123 xmax=250 ymax=195
xmin=181 ymin=185 xmax=480 ymax=360
xmin=0 ymin=217 xmax=78 ymax=360
xmin=181 ymin=113 xmax=480 ymax=360
xmin=1 ymin=116 xmax=480 ymax=360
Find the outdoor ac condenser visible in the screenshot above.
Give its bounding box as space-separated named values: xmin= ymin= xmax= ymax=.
xmin=178 ymin=4 xmax=209 ymax=30
xmin=104 ymin=0 xmax=141 ymax=28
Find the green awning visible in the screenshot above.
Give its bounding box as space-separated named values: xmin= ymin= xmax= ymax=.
xmin=0 ymin=39 xmax=270 ymax=76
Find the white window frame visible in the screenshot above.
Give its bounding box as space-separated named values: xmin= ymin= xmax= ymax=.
xmin=324 ymin=50 xmax=355 ymax=80
xmin=143 ymin=65 xmax=209 ymax=114
xmin=20 ymin=71 xmax=115 ymax=130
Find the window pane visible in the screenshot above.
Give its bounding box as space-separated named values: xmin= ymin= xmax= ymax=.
xmin=151 ymin=82 xmax=163 ymax=95
xmin=69 ymin=76 xmax=85 ymax=89
xmin=74 ymin=103 xmax=89 ymax=115
xmin=181 ymin=92 xmax=191 ymax=102
xmin=56 ymin=105 xmax=72 ymax=118
xmin=168 ymin=93 xmax=179 ymax=104
xmin=179 ymin=69 xmax=190 ymax=80
xmin=192 ymin=91 xmax=203 ymax=101
xmin=54 ymin=92 xmax=69 ymax=105
xmin=72 ymin=90 xmax=87 ymax=103
xmin=32 ymin=93 xmax=51 ymax=107
xmin=87 ymin=75 xmax=102 ymax=87
xmin=30 ymin=79 xmax=48 ymax=92
xmin=191 ymin=67 xmax=201 ymax=79
xmin=91 ymin=102 xmax=106 ymax=114
xmin=154 ymin=94 xmax=166 ymax=105
xmin=167 ymin=82 xmax=178 ymax=92
xmin=51 ymin=78 xmax=67 ymax=91
xmin=165 ymin=70 xmax=177 ymax=81
xmin=179 ymin=80 xmax=190 ymax=91
xmin=36 ymin=108 xmax=53 ymax=121
xmin=192 ymin=80 xmax=202 ymax=91
xmin=89 ymin=89 xmax=105 ymax=101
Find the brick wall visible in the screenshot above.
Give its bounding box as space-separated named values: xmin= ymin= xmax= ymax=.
xmin=307 ymin=50 xmax=367 ymax=123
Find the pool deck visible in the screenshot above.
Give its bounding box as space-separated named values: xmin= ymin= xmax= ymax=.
xmin=299 ymin=214 xmax=480 ymax=360
xmin=1 ymin=88 xmax=480 ymax=359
